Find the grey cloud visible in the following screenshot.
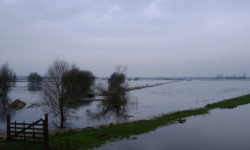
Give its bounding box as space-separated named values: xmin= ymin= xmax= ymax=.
xmin=0 ymin=0 xmax=250 ymax=76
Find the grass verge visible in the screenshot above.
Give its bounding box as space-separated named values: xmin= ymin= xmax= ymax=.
xmin=1 ymin=94 xmax=250 ymax=150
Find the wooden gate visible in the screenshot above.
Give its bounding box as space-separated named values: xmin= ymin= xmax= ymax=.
xmin=6 ymin=114 xmax=49 ymax=148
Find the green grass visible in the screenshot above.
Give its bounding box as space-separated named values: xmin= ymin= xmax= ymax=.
xmin=1 ymin=94 xmax=250 ymax=150
xmin=205 ymin=95 xmax=250 ymax=109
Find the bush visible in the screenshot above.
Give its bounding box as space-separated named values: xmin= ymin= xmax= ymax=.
xmin=62 ymin=67 xmax=95 ymax=101
xmin=108 ymin=72 xmax=126 ymax=92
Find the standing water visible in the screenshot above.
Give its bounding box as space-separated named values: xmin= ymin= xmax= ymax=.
xmin=1 ymin=79 xmax=250 ymax=130
xmin=94 ymin=103 xmax=250 ymax=150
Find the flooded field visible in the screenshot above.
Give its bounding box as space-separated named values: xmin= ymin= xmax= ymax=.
xmin=94 ymin=103 xmax=250 ymax=150
xmin=1 ymin=79 xmax=250 ymax=130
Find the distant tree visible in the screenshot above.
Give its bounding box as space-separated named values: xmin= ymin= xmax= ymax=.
xmin=27 ymin=72 xmax=43 ymax=91
xmin=108 ymin=66 xmax=127 ymax=92
xmin=42 ymin=59 xmax=70 ymax=128
xmin=62 ymin=67 xmax=95 ymax=100
xmin=0 ymin=63 xmax=16 ymax=98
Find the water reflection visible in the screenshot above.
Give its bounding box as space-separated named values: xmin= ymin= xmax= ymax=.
xmin=27 ymin=72 xmax=43 ymax=91
xmin=68 ymin=100 xmax=93 ymax=109
xmin=27 ymin=82 xmax=42 ymax=91
xmin=44 ymin=97 xmax=96 ymax=128
xmin=95 ymin=104 xmax=250 ymax=150
xmin=87 ymin=91 xmax=137 ymax=123
xmin=5 ymin=80 xmax=250 ymax=130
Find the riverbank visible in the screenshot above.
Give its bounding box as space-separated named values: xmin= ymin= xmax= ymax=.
xmin=1 ymin=94 xmax=250 ymax=150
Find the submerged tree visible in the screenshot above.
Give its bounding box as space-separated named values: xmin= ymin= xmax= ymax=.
xmin=87 ymin=92 xmax=130 ymax=123
xmin=27 ymin=72 xmax=43 ymax=91
xmin=42 ymin=59 xmax=95 ymax=128
xmin=42 ymin=59 xmax=70 ymax=128
xmin=88 ymin=66 xmax=133 ymax=122
xmin=108 ymin=66 xmax=127 ymax=92
xmin=0 ymin=63 xmax=16 ymax=98
xmin=87 ymin=89 xmax=138 ymax=123
xmin=62 ymin=67 xmax=95 ymax=101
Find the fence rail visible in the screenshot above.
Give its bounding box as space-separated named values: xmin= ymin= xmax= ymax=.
xmin=6 ymin=114 xmax=49 ymax=149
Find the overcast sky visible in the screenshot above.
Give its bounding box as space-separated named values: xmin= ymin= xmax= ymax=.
xmin=1 ymin=0 xmax=250 ymax=77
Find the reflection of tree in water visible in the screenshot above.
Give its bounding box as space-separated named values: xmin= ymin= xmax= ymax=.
xmin=68 ymin=100 xmax=93 ymax=110
xmin=0 ymin=96 xmax=15 ymax=123
xmin=27 ymin=72 xmax=43 ymax=91
xmin=45 ymin=98 xmax=96 ymax=128
xmin=28 ymin=82 xmax=42 ymax=91
xmin=87 ymin=66 xmax=137 ymax=123
xmin=87 ymin=91 xmax=137 ymax=123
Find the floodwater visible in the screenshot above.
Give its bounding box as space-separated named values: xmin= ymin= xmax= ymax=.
xmin=94 ymin=104 xmax=250 ymax=150
xmin=1 ymin=79 xmax=250 ymax=130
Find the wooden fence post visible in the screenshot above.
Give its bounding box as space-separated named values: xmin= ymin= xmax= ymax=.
xmin=14 ymin=121 xmax=16 ymax=140
xmin=33 ymin=122 xmax=35 ymax=142
xmin=23 ymin=121 xmax=26 ymax=140
xmin=43 ymin=114 xmax=49 ymax=149
xmin=6 ymin=115 xmax=10 ymax=141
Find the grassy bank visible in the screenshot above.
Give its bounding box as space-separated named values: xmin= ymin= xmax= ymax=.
xmin=1 ymin=94 xmax=250 ymax=150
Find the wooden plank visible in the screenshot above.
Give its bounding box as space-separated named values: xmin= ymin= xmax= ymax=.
xmin=10 ymin=123 xmax=43 ymax=126
xmin=10 ymin=127 xmax=43 ymax=130
xmin=13 ymin=131 xmax=44 ymax=135
xmin=14 ymin=136 xmax=43 ymax=139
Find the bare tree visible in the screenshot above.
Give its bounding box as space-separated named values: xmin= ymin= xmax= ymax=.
xmin=42 ymin=59 xmax=96 ymax=128
xmin=42 ymin=59 xmax=70 ymax=128
xmin=0 ymin=63 xmax=16 ymax=98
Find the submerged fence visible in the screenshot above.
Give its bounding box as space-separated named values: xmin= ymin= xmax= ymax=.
xmin=6 ymin=114 xmax=49 ymax=148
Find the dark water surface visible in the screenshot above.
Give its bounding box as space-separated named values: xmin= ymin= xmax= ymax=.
xmin=95 ymin=104 xmax=250 ymax=150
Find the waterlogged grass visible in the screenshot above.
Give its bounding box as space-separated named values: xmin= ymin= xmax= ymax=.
xmin=1 ymin=94 xmax=250 ymax=150
xmin=205 ymin=94 xmax=250 ymax=109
